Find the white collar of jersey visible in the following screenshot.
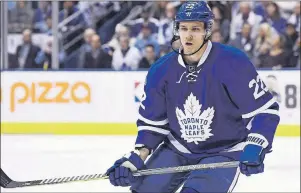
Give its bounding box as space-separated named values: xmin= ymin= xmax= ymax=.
xmin=178 ymin=40 xmax=212 ymax=68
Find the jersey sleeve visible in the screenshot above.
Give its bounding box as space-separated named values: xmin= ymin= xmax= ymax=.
xmin=135 ymin=62 xmax=170 ymax=151
xmin=221 ymin=50 xmax=280 ymax=149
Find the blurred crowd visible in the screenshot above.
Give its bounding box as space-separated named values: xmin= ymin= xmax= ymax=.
xmin=2 ymin=1 xmax=301 ymax=70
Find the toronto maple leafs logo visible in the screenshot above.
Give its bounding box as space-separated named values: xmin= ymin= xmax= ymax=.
xmin=176 ymin=93 xmax=215 ymax=144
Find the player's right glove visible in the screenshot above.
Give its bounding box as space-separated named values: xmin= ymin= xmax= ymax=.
xmin=239 ymin=133 xmax=269 ymax=176
xmin=106 ymin=150 xmax=145 ymax=187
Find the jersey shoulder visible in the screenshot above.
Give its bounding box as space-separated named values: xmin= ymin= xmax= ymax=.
xmin=212 ymin=42 xmax=251 ymax=64
xmin=211 ymin=42 xmax=256 ymax=77
xmin=146 ymin=51 xmax=177 ymax=87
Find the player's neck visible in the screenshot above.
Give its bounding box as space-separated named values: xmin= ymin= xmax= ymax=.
xmin=183 ymin=41 xmax=208 ymax=65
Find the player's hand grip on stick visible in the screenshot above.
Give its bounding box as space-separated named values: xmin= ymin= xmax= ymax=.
xmin=0 ymin=161 xmax=239 ymax=188
xmin=239 ymin=133 xmax=269 ymax=176
xmin=105 ymin=150 xmax=145 ymax=187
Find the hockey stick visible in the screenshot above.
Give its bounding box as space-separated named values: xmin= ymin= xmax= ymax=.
xmin=1 ymin=161 xmax=239 ymax=188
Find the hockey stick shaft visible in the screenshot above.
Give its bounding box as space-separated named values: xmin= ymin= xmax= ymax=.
xmin=134 ymin=160 xmax=239 ymax=176
xmin=1 ymin=161 xmax=239 ymax=188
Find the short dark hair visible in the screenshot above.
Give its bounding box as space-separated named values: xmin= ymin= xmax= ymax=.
xmin=145 ymin=44 xmax=155 ymax=50
xmin=286 ymin=23 xmax=296 ymax=29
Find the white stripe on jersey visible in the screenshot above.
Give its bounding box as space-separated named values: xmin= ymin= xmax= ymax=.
xmin=227 ymin=167 xmax=240 ymax=192
xmin=259 ymin=109 xmax=279 ymax=116
xmin=242 ymin=97 xmax=277 ymax=119
xmin=167 ymin=133 xmax=191 ymax=154
xmin=138 ymin=126 xmax=170 ymax=135
xmin=246 ymin=109 xmax=279 ymax=130
xmin=246 ymin=117 xmax=254 ymax=130
xmin=138 ymin=114 xmax=169 ymax=126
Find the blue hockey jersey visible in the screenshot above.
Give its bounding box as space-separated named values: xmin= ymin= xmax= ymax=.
xmin=135 ymin=41 xmax=280 ymax=157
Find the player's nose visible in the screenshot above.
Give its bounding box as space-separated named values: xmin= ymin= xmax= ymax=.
xmin=186 ymin=35 xmax=193 ymax=41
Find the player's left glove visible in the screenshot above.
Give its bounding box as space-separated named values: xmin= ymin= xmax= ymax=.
xmin=239 ymin=133 xmax=269 ymax=176
xmin=106 ymin=150 xmax=145 ymax=187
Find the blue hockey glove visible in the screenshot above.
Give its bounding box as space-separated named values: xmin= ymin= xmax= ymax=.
xmin=240 ymin=133 xmax=269 ymax=176
xmin=106 ymin=150 xmax=145 ymax=187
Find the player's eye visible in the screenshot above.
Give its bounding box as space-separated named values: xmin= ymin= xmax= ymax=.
xmin=179 ymin=27 xmax=188 ymax=31
xmin=192 ymin=28 xmax=200 ymax=32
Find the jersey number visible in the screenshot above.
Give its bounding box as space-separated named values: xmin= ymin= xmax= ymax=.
xmin=249 ymin=75 xmax=268 ymax=100
xmin=140 ymin=91 xmax=146 ymax=110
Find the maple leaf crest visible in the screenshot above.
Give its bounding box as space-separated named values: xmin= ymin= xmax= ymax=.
xmin=176 ymin=93 xmax=215 ymax=144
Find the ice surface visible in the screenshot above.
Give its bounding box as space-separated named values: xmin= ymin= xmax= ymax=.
xmin=1 ymin=135 xmax=300 ymax=192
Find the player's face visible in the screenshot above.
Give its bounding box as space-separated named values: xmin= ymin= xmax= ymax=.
xmin=178 ymin=21 xmax=206 ymax=54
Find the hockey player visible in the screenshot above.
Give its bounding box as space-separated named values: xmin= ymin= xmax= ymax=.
xmin=106 ymin=1 xmax=280 ymax=192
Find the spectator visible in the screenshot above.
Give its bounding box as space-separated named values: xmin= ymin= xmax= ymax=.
xmin=59 ymin=1 xmax=86 ymax=28
xmin=8 ymin=1 xmax=33 ymax=33
xmin=211 ymin=6 xmax=231 ymax=43
xmin=78 ymin=2 xmax=117 ymax=28
xmin=152 ymin=2 xmax=168 ymax=20
xmin=139 ymin=44 xmax=158 ymax=69
xmin=229 ymin=23 xmax=255 ymax=61
xmin=264 ymin=2 xmax=287 ymax=34
xmin=283 ymin=23 xmax=299 ymax=52
xmin=288 ymin=3 xmax=300 ymax=32
xmin=45 ymin=16 xmax=53 ymax=35
xmin=112 ymin=36 xmax=142 ymax=71
xmin=129 ymin=8 xmax=159 ymax=38
xmin=208 ymin=1 xmax=231 ymax=19
xmin=107 ymin=24 xmax=136 ymax=51
xmin=135 ymin=24 xmax=160 ymax=57
xmin=254 ymin=23 xmax=279 ymax=67
xmin=261 ymin=36 xmax=291 ymax=69
xmin=276 ymin=1 xmax=299 ymax=19
xmin=77 ymin=28 xmax=96 ymax=68
xmin=83 ymin=34 xmax=112 ymax=68
xmin=223 ymin=1 xmax=235 ymax=21
xmin=60 ymin=1 xmax=87 ymax=55
xmin=158 ymin=2 xmax=176 ymax=45
xmin=14 ymin=29 xmax=41 ymax=69
xmin=33 ymin=1 xmax=52 ymax=33
xmin=253 ymin=1 xmax=269 ymax=19
xmin=35 ymin=36 xmax=53 ymax=70
xmin=211 ymin=30 xmax=224 ymax=43
xmin=230 ymin=2 xmax=263 ymax=40
xmin=97 ymin=2 xmax=131 ymax=44
xmin=292 ymin=34 xmax=300 ymax=67
xmin=229 ymin=1 xmax=241 ymax=21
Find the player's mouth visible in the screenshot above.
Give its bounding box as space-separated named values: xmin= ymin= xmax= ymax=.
xmin=185 ymin=42 xmax=193 ymax=46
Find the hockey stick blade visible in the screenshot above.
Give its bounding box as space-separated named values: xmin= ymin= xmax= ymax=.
xmin=1 ymin=161 xmax=239 ymax=188
xmin=0 ymin=168 xmax=108 ymax=188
